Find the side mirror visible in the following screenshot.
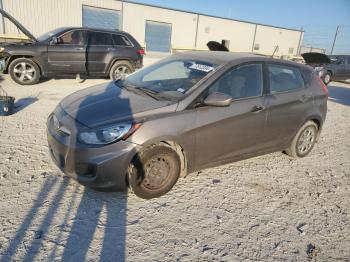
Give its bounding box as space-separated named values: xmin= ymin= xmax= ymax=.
xmin=51 ymin=36 xmax=58 ymax=44
xmin=203 ymin=92 xmax=232 ymax=107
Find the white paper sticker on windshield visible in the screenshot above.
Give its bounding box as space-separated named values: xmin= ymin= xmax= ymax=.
xmin=189 ymin=64 xmax=214 ymax=72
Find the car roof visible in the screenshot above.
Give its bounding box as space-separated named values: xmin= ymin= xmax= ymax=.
xmin=173 ymin=51 xmax=307 ymax=68
xmin=58 ymin=27 xmax=127 ymax=35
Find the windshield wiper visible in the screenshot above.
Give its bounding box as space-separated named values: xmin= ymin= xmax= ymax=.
xmin=115 ymin=80 xmax=160 ymax=100
xmin=134 ymin=87 xmax=160 ymax=101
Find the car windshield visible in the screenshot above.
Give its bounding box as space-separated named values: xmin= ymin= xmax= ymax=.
xmin=37 ymin=28 xmax=67 ymax=42
xmin=115 ymin=59 xmax=218 ymax=101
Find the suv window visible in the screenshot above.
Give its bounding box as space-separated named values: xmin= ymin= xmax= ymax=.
xmin=112 ymin=34 xmax=132 ymax=46
xmin=268 ymin=64 xmax=304 ymax=93
xmin=330 ymin=56 xmax=345 ymax=65
xmin=57 ymin=30 xmax=86 ymax=45
xmin=208 ymin=64 xmax=263 ymax=100
xmin=89 ymin=31 xmax=113 ymax=46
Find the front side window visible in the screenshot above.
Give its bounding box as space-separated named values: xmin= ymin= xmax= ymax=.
xmin=89 ymin=32 xmax=113 ymax=46
xmin=268 ymin=64 xmax=304 ymax=93
xmin=116 ymin=59 xmax=218 ymax=101
xmin=208 ymin=64 xmax=263 ymax=100
xmin=57 ymin=30 xmax=86 ymax=45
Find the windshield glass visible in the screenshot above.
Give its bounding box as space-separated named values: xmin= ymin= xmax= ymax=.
xmin=116 ymin=59 xmax=218 ymax=101
xmin=37 ymin=28 xmax=67 ymax=42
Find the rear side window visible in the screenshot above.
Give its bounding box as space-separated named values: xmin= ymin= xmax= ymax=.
xmin=208 ymin=64 xmax=263 ymax=100
xmin=112 ymin=34 xmax=132 ymax=46
xmin=89 ymin=32 xmax=113 ymax=45
xmin=300 ymin=67 xmax=314 ymax=85
xmin=268 ymin=64 xmax=304 ymax=93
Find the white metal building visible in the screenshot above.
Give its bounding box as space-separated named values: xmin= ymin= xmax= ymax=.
xmin=0 ymin=0 xmax=304 ymax=56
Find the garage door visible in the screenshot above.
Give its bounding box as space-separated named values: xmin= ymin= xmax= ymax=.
xmin=145 ymin=21 xmax=172 ymax=53
xmin=82 ymin=6 xmax=121 ymax=30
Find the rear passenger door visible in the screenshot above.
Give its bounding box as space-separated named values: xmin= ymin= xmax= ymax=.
xmin=86 ymin=31 xmax=115 ymax=75
xmin=346 ymin=56 xmax=350 ymax=79
xmin=331 ymin=56 xmax=347 ymax=80
xmin=265 ymin=63 xmax=313 ymax=149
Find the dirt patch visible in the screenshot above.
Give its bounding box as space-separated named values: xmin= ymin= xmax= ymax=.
xmin=0 ymin=77 xmax=350 ymax=261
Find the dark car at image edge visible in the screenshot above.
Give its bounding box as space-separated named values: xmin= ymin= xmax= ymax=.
xmin=0 ymin=9 xmax=144 ymax=85
xmin=301 ymin=52 xmax=350 ymax=85
xmin=47 ymin=51 xmax=328 ymax=199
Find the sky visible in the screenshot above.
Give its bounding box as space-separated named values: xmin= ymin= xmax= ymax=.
xmin=129 ymin=0 xmax=350 ymax=54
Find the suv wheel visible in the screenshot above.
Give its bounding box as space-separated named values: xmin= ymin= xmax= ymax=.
xmin=109 ymin=60 xmax=134 ymax=80
xmin=323 ymin=72 xmax=331 ymax=85
xmin=286 ymin=121 xmax=318 ymax=158
xmin=9 ymin=58 xmax=40 ymax=85
xmin=128 ymin=145 xmax=181 ymax=199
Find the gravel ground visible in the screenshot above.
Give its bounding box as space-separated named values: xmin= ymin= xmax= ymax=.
xmin=0 ymin=74 xmax=349 ymax=262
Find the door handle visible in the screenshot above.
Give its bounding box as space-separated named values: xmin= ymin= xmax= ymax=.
xmin=107 ymin=47 xmax=116 ymax=51
xmin=250 ymin=105 xmax=265 ymax=113
xmin=75 ymin=47 xmax=84 ymax=51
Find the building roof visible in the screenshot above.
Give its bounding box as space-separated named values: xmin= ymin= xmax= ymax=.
xmin=123 ymin=0 xmax=303 ymax=33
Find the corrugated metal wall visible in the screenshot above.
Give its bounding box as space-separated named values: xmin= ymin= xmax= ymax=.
xmin=1 ymin=0 xmax=303 ymax=56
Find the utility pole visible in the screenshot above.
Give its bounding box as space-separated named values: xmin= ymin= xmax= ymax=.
xmin=331 ymin=25 xmax=340 ymax=55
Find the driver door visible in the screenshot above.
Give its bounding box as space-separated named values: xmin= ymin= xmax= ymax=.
xmin=194 ymin=63 xmax=270 ymax=169
xmin=47 ymin=30 xmax=87 ymax=74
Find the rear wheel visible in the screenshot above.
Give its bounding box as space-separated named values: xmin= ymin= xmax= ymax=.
xmin=109 ymin=60 xmax=134 ymax=80
xmin=285 ymin=121 xmax=318 ymax=158
xmin=128 ymin=145 xmax=181 ymax=199
xmin=9 ymin=58 xmax=40 ymax=85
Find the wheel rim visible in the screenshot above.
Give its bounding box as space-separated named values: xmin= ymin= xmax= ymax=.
xmin=297 ymin=126 xmax=316 ymax=155
xmin=13 ymin=62 xmax=36 ymax=83
xmin=113 ymin=65 xmax=130 ymax=80
xmin=142 ymin=154 xmax=172 ymax=190
xmin=324 ymin=74 xmax=330 ymax=84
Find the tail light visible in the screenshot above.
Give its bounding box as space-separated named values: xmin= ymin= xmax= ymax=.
xmin=137 ymin=48 xmax=145 ymax=56
xmin=318 ymin=76 xmax=329 ymax=97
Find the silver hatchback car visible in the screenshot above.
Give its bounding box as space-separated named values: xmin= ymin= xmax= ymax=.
xmin=47 ymin=51 xmax=328 ymax=199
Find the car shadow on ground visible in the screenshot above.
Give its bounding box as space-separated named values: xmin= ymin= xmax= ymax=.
xmin=328 ymin=84 xmax=350 ymax=106
xmin=0 ymin=81 xmax=140 ymax=261
xmin=0 ymin=176 xmax=128 ymax=261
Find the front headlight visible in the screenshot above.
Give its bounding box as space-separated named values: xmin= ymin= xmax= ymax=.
xmin=78 ymin=123 xmax=140 ymax=145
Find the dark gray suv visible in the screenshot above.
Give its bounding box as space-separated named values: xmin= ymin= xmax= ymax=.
xmin=0 ymin=9 xmax=144 ymax=85
xmin=47 ymin=51 xmax=328 ymax=199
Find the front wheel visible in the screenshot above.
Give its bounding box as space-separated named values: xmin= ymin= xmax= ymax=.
xmin=9 ymin=58 xmax=40 ymax=85
xmin=128 ymin=145 xmax=181 ymax=199
xmin=285 ymin=121 xmax=318 ymax=158
xmin=109 ymin=60 xmax=134 ymax=80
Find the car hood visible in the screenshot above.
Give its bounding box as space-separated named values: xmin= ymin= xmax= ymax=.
xmin=301 ymin=52 xmax=330 ymax=64
xmin=0 ymin=8 xmax=37 ymax=42
xmin=60 ymin=82 xmax=172 ymax=128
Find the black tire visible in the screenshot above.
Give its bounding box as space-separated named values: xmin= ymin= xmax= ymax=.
xmin=9 ymin=58 xmax=40 ymax=85
xmin=109 ymin=60 xmax=134 ymax=80
xmin=285 ymin=121 xmax=318 ymax=158
xmin=323 ymin=71 xmax=332 ymax=85
xmin=128 ymin=145 xmax=181 ymax=199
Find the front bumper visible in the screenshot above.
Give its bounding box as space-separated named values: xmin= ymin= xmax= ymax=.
xmin=47 ymin=126 xmax=140 ymax=191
